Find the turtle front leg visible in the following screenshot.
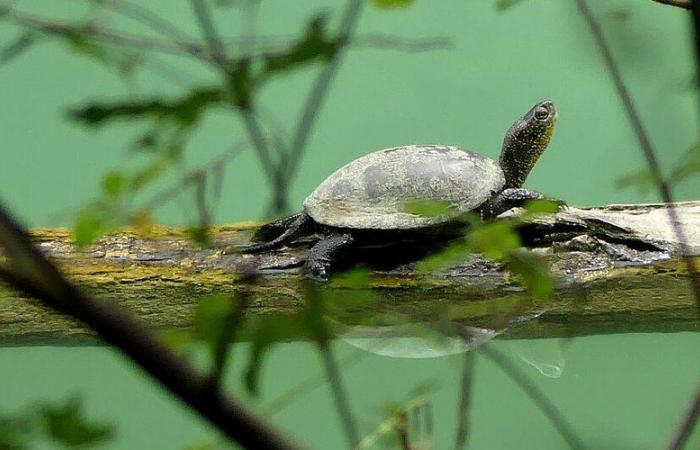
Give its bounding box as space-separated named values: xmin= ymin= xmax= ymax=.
xmin=481 ymin=188 xmax=564 ymax=220
xmin=305 ymin=233 xmax=355 ymax=281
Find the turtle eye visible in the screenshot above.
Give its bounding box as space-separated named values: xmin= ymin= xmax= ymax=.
xmin=534 ymin=106 xmax=549 ymax=120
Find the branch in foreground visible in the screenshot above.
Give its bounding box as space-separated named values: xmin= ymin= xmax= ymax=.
xmin=652 ymin=0 xmax=692 ymax=9
xmin=0 ymin=205 xmax=302 ymax=450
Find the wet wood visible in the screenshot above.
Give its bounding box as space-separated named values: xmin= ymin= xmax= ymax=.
xmin=1 ymin=202 xmax=699 ymax=344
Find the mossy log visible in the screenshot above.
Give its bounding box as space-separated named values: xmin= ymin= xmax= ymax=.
xmin=1 ymin=202 xmax=699 ymax=344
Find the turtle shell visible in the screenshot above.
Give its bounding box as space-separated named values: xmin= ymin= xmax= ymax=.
xmin=303 ymin=145 xmax=505 ymax=229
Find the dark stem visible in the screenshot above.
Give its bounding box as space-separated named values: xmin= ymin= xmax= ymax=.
xmin=664 ymin=4 xmax=700 ymax=449
xmin=0 ymin=205 xmax=302 ymax=450
xmin=454 ymin=351 xmax=476 ymax=450
xmin=190 ymin=0 xmax=228 ymax=67
xmin=283 ymin=0 xmax=364 ymax=182
xmin=397 ymin=412 xmax=412 ymax=450
xmin=479 ymin=345 xmax=585 ymax=450
xmin=651 ymin=0 xmax=692 ymax=9
xmin=318 ymin=342 xmax=361 ymax=449
xmin=574 ymin=0 xmax=700 ymax=303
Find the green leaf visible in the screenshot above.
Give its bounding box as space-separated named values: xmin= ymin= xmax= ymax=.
xmin=73 ymin=206 xmax=110 ymax=248
xmin=371 ymin=0 xmax=414 ymax=8
xmin=524 ymin=199 xmax=561 ymax=214
xmin=415 ymin=240 xmax=470 ymax=273
xmin=507 ymin=251 xmax=553 ymax=298
xmin=0 ymin=414 xmax=32 ymax=450
xmin=468 ymin=221 xmax=521 ymax=260
xmin=101 ymin=171 xmax=127 ymax=198
xmin=194 ymin=294 xmax=239 ymax=361
xmin=244 ymin=316 xmax=305 ymax=394
xmin=185 ymin=227 xmax=212 ymax=247
xmin=401 ymin=199 xmax=454 ymax=218
xmin=670 ymin=142 xmax=700 ymax=185
xmin=69 ymin=88 xmax=223 ymax=127
xmin=262 ymin=15 xmax=337 ymax=76
xmin=615 ymin=169 xmax=657 ymax=192
xmin=330 ymin=266 xmax=373 ymax=288
xmin=39 ymin=397 xmax=113 ymax=448
xmin=495 ymin=0 xmax=525 ymax=11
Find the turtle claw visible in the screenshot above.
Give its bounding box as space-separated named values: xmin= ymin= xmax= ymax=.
xmin=305 ymin=259 xmax=331 ymax=281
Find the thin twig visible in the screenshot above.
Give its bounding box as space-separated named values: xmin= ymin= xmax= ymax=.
xmin=574 ymin=0 xmax=700 ymax=302
xmin=651 ymin=0 xmax=692 ymax=9
xmin=139 ymin=142 xmax=246 ymax=213
xmin=454 ymin=351 xmax=476 ymax=450
xmin=0 ymin=205 xmax=302 ymax=450
xmin=664 ymin=4 xmax=700 ymax=448
xmin=190 ymin=0 xmax=228 ymax=67
xmin=283 ymin=0 xmax=364 ymax=182
xmin=1 ymin=8 xmax=214 ymax=63
xmin=109 ymin=0 xmax=196 ymax=43
xmin=317 ymin=342 xmax=361 ymax=449
xmin=479 ymin=345 xmax=585 ymax=450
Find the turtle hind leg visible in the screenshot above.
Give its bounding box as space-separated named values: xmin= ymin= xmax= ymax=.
xmin=305 ymin=233 xmax=355 ymax=281
xmin=252 ymin=212 xmax=305 ymax=242
xmin=480 ymin=188 xmax=565 ymax=220
xmin=241 ymin=213 xmax=314 ymax=253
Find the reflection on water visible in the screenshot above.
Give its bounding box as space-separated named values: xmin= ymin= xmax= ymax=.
xmin=340 ymin=324 xmax=499 ymax=359
xmin=515 ymin=339 xmax=567 ymax=379
xmin=1 ymin=333 xmax=700 ymax=449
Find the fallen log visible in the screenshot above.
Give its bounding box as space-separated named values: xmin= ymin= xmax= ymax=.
xmin=1 ymin=202 xmax=699 ymax=344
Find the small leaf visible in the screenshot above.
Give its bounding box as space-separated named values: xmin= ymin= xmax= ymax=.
xmin=524 ymin=199 xmax=561 ymax=214
xmin=496 ymin=0 xmax=525 ymax=12
xmin=0 ymin=414 xmax=32 ymax=450
xmin=415 ymin=240 xmax=470 ymax=273
xmin=39 ymin=397 xmax=113 ymax=448
xmin=185 ymin=227 xmax=212 ymax=247
xmin=244 ymin=316 xmax=305 ymax=394
xmin=401 ymin=199 xmax=454 ymax=218
xmin=261 ymin=15 xmax=338 ymax=76
xmin=330 ymin=266 xmax=373 ymax=288
xmin=101 ymin=171 xmax=126 ymax=198
xmin=615 ymin=169 xmax=657 ymax=192
xmin=158 ymin=329 xmax=194 ymax=355
xmin=507 ymin=251 xmax=553 ymax=298
xmin=371 ymin=0 xmax=414 ymax=8
xmin=73 ymin=206 xmax=110 ymax=248
xmin=194 ymin=294 xmax=236 ymax=351
xmin=468 ymin=221 xmax=521 ymax=260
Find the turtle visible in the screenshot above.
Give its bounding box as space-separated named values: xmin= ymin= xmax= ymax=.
xmin=243 ymin=100 xmax=560 ymax=280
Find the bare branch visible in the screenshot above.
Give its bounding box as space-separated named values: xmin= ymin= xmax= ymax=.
xmin=109 ymin=0 xmax=196 ymax=43
xmin=651 ymin=0 xmax=692 ymax=9
xmin=1 ymin=8 xmax=214 ymax=63
xmin=0 ymin=204 xmax=302 ymax=450
xmin=454 ymin=351 xmax=476 ymax=450
xmin=317 ymin=342 xmax=361 ymax=448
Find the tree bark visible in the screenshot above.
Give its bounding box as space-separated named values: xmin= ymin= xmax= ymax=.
xmin=1 ymin=202 xmax=699 ymax=344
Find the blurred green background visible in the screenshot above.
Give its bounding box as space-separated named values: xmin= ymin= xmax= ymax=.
xmin=0 ymin=0 xmax=696 ymax=228
xmin=1 ymin=2 xmax=700 ymax=449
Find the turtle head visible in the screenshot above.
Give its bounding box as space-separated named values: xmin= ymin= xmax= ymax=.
xmin=499 ymin=100 xmax=558 ymax=189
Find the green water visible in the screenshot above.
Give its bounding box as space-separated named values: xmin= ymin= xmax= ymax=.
xmin=3 ymin=334 xmax=700 ymax=449
xmin=1 ymin=1 xmax=700 ymax=449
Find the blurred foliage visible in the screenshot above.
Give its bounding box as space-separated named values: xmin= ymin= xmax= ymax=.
xmin=0 ymin=398 xmax=113 ymax=450
xmin=371 ymin=0 xmax=415 ymax=8
xmin=495 ymin=0 xmax=525 ymax=12
xmin=617 ymin=142 xmax=700 ymax=194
